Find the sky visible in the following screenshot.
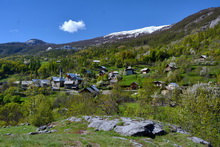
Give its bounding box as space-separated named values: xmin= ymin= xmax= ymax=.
xmin=0 ymin=0 xmax=219 ymax=44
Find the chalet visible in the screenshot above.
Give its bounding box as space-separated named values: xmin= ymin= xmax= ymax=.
xmin=140 ymin=68 xmax=150 ymax=74
xmin=66 ymin=73 xmax=82 ymax=82
xmin=64 ymin=81 xmax=75 ymax=89
xmin=166 ymin=83 xmax=180 ymax=90
xmin=100 ymin=66 xmax=108 ymax=72
xmin=124 ymin=66 xmax=135 ymax=75
xmin=40 ymin=80 xmax=51 ymax=87
xmin=165 ymin=62 xmax=177 ymax=72
xmin=21 ymin=81 xmax=33 ymax=89
xmin=64 ymin=73 xmax=82 ymax=89
xmin=52 ymin=77 xmax=65 ymax=88
xmin=153 ymin=81 xmax=165 ymax=87
xmin=108 ymin=71 xmax=119 ymax=79
xmin=99 ymin=70 xmax=106 ymax=76
xmin=32 ymin=79 xmax=41 ymax=87
xmin=13 ymin=81 xmax=21 ymax=86
xmin=200 ymin=55 xmax=207 ymax=60
xmin=130 ymin=82 xmax=139 ymax=90
xmin=52 ymin=68 xmax=66 ymax=88
xmin=93 ymin=60 xmax=100 ymax=63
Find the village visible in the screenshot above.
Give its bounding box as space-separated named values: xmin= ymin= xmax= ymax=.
xmin=0 ymin=54 xmax=213 ymax=100
xmin=9 ymin=59 xmax=188 ymax=97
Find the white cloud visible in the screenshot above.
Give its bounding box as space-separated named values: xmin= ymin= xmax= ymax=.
xmin=59 ymin=20 xmax=85 ymax=33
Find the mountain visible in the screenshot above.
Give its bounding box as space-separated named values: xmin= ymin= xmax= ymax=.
xmin=25 ymin=39 xmax=47 ymax=46
xmin=63 ymin=7 xmax=220 ymax=48
xmin=0 ymin=7 xmax=220 ymax=57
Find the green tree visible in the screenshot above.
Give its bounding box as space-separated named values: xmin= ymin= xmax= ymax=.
xmin=25 ymin=94 xmax=53 ymax=126
xmin=0 ymin=103 xmax=25 ymax=126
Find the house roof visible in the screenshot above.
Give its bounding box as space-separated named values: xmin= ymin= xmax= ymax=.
xmin=91 ymin=85 xmax=100 ymax=92
xmin=166 ymin=83 xmax=179 ymax=90
xmin=52 ymin=77 xmax=65 ymax=82
xmin=113 ymin=71 xmax=119 ymax=74
xmin=40 ymin=80 xmax=50 ymax=84
xmin=200 ymin=55 xmax=207 ymax=58
xmin=21 ymin=81 xmax=33 ymax=85
xmin=13 ymin=81 xmax=20 ymax=85
xmin=93 ymin=60 xmax=100 ymax=63
xmin=66 ymin=73 xmax=82 ymax=80
xmin=154 ymin=81 xmax=165 ymax=84
xmin=101 ymin=66 xmax=107 ymax=69
xmin=83 ymin=85 xmax=100 ymax=94
xmin=131 ymin=82 xmax=139 ymax=85
xmin=86 ymin=87 xmax=97 ymax=94
xmin=64 ymin=81 xmax=74 ymax=85
xmin=141 ymin=68 xmax=150 ymax=72
xmin=167 ymin=62 xmax=177 ymax=68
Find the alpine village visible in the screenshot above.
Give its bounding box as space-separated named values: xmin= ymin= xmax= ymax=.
xmin=0 ymin=7 xmax=220 ymax=147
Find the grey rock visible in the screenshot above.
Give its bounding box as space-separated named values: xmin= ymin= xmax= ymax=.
xmin=83 ymin=116 xmax=92 ymax=121
xmin=170 ymin=125 xmax=189 ymax=134
xmin=36 ymin=125 xmax=47 ymax=132
xmin=141 ymin=139 xmax=156 ymax=146
xmin=38 ymin=130 xmax=51 ymax=134
xmin=120 ymin=117 xmax=133 ymax=122
xmin=173 ymin=144 xmax=183 ymax=147
xmin=210 ymin=17 xmax=220 ymax=28
xmin=187 ymin=137 xmax=212 ymax=146
xmin=152 ymin=124 xmax=166 ymax=135
xmin=29 ymin=132 xmax=39 ymax=135
xmin=114 ymin=120 xmax=156 ymax=137
xmin=88 ymin=118 xmax=119 ymax=131
xmin=113 ymin=136 xmax=128 ymax=140
xmin=130 ymin=140 xmax=143 ymax=147
xmin=5 ymin=133 xmax=11 ymax=136
xmin=66 ymin=116 xmax=82 ymax=122
xmin=50 ymin=129 xmax=58 ymax=133
xmin=64 ymin=129 xmax=71 ymax=132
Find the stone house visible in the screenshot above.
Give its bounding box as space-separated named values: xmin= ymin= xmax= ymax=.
xmin=130 ymin=82 xmax=139 ymax=90
xmin=140 ymin=68 xmax=150 ymax=74
xmin=124 ymin=66 xmax=135 ymax=75
xmin=165 ymin=62 xmax=177 ymax=72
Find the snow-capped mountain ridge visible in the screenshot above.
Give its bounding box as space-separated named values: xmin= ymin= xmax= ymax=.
xmin=104 ymin=25 xmax=170 ymax=38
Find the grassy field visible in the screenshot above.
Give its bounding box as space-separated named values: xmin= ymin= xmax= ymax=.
xmin=0 ymin=118 xmax=206 ymax=147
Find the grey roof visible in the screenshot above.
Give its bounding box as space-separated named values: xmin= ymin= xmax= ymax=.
xmin=40 ymin=80 xmax=50 ymax=84
xmin=64 ymin=81 xmax=74 ymax=85
xmin=52 ymin=77 xmax=65 ymax=82
xmin=21 ymin=81 xmax=33 ymax=85
xmin=113 ymin=71 xmax=119 ymax=74
xmin=141 ymin=68 xmax=150 ymax=72
xmin=168 ymin=62 xmax=177 ymax=68
xmin=91 ymin=85 xmax=100 ymax=92
xmin=86 ymin=87 xmax=97 ymax=94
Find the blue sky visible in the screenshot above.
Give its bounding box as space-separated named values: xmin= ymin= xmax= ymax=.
xmin=0 ymin=0 xmax=219 ymax=44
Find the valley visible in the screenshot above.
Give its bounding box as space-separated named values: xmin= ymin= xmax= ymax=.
xmin=0 ymin=7 xmax=220 ymax=147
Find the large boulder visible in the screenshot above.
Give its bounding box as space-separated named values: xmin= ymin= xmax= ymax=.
xmin=114 ymin=120 xmax=157 ymax=138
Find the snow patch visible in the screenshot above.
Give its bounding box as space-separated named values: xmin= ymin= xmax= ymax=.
xmin=104 ymin=25 xmax=169 ymax=38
